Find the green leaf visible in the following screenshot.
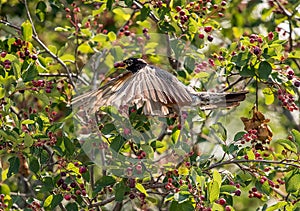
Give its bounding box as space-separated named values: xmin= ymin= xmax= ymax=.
xmin=22 ymin=63 xmax=38 ymax=82
xmin=291 ymin=129 xmax=300 ymax=149
xmin=64 ymin=137 xmax=75 ymax=156
xmin=44 ymin=195 xmax=53 ymax=207
xmin=234 ymin=131 xmax=246 ymax=141
xmin=266 ymin=202 xmax=288 ymax=211
xmin=24 ymin=133 xmax=33 ymax=147
xmin=106 ymin=0 xmax=113 ymax=11
xmin=0 ymin=184 xmax=11 ymax=195
xmin=77 ymin=43 xmax=94 ymax=54
xmin=140 ymin=5 xmax=150 ymax=21
xmin=124 ymin=0 xmax=133 ymax=6
xmin=110 ymin=135 xmax=126 ymax=152
xmin=107 ymin=31 xmax=116 ymax=41
xmin=94 ymin=176 xmax=116 ymax=194
xmin=0 ymin=87 xmax=5 ymax=98
xmin=41 ymin=177 xmax=54 ymax=192
xmin=8 ymin=156 xmax=20 ymax=178
xmin=115 ymin=181 xmax=128 ymax=201
xmin=21 ymin=20 xmax=33 ymax=41
xmin=213 ymin=170 xmax=222 ymax=187
xmin=174 ymin=192 xmax=189 ymax=203
xmin=262 ymin=87 xmax=274 ymax=105
xmin=285 ymin=172 xmax=300 ymax=193
xmin=275 ymin=139 xmax=297 ymax=153
xmin=136 ymin=183 xmax=148 ymax=197
xmin=35 ymin=1 xmax=47 ymax=22
xmin=258 ymin=61 xmax=272 ymax=80
xmin=66 ymin=203 xmax=78 ymax=211
xmin=29 ymin=157 xmax=40 ymax=174
xmin=220 ymin=185 xmax=236 ymax=193
xmin=21 ymin=119 xmax=35 ymax=125
xmin=208 ymin=180 xmax=220 ymax=203
xmin=169 ymin=201 xmax=194 ymax=211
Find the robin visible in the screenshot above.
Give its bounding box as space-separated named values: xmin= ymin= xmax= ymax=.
xmin=72 ymin=57 xmax=247 ymax=116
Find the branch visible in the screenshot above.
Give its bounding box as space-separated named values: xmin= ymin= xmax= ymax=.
xmin=204 ymin=158 xmax=300 ymax=171
xmin=88 ymin=197 xmax=115 ymax=208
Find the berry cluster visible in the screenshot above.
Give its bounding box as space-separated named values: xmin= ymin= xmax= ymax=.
xmin=198 ymin=26 xmax=214 ymax=42
xmin=248 ymin=187 xmax=262 ymax=199
xmin=27 ymin=200 xmax=41 ymax=211
xmin=0 ymin=194 xmax=7 ymax=210
xmin=32 ymin=79 xmax=54 ymax=93
xmin=56 ymin=165 xmax=88 ymax=201
xmin=277 ymin=88 xmax=298 ymax=111
xmin=1 ymin=59 xmax=11 ymax=70
xmin=242 ymin=129 xmax=258 ymax=144
xmin=34 ymin=131 xmax=57 ymax=147
xmin=194 ymin=61 xmax=209 ymax=73
xmin=286 ymin=68 xmax=300 ymax=88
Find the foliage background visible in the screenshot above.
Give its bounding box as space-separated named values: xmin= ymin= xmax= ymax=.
xmin=0 ymin=0 xmax=299 ymax=210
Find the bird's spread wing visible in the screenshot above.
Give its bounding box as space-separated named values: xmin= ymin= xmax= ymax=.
xmin=72 ymin=71 xmax=133 ymax=114
xmin=103 ymin=65 xmax=193 ymax=115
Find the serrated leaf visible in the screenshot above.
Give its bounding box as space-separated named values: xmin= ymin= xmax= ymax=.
xmin=21 ymin=20 xmax=33 ymax=41
xmin=136 ymin=183 xmax=148 ymax=196
xmin=35 ymin=1 xmax=47 ymax=22
xmin=258 ymin=61 xmax=272 ymax=80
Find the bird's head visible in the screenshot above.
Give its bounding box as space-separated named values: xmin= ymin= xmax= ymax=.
xmin=123 ymin=57 xmax=147 ymax=73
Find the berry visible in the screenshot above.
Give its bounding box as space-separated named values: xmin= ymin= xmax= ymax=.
xmin=70 ymin=182 xmax=77 ymax=188
xmin=287 ymin=69 xmax=294 ymax=75
xmin=75 ymin=190 xmax=81 ymax=195
xmin=64 ymin=194 xmax=71 ymax=201
xmin=225 ymin=206 xmax=231 ymax=211
xmin=60 ymin=172 xmax=67 ymax=177
xmin=253 ymin=46 xmax=261 ymax=55
xmin=198 ymin=33 xmax=205 ymax=39
xmin=124 ymin=30 xmax=131 ymax=36
xmin=62 ymin=183 xmax=68 ymax=190
xmin=124 ymin=128 xmax=131 ymax=135
xmin=0 ymin=51 xmax=7 ymax=58
xmin=129 ymin=193 xmax=135 ymax=199
xmin=234 ymin=189 xmax=241 ymax=196
xmin=81 ymin=189 xmax=87 ymax=196
xmin=221 ymin=1 xmax=227 ymax=6
xmin=268 ymin=32 xmax=274 ymax=40
xmin=65 ymin=8 xmax=70 ymax=12
xmin=142 ymin=28 xmax=148 ymax=33
xmin=294 ymin=80 xmax=300 ymax=87
xmin=175 ymin=6 xmax=182 ymax=12
xmin=218 ymin=198 xmax=226 ymax=205
xmin=207 ymin=35 xmax=213 ymax=42
xmin=204 ymin=26 xmax=212 ymax=32
xmin=179 ymin=11 xmax=185 ymax=16
xmin=79 ymin=166 xmax=87 ymax=174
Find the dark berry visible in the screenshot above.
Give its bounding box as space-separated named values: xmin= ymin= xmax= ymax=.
xmin=268 ymin=32 xmax=274 ymax=40
xmin=294 ymin=80 xmax=300 ymax=87
xmin=62 ymin=183 xmax=68 ymax=190
xmin=253 ymin=46 xmax=261 ymax=55
xmin=79 ymin=166 xmax=87 ymax=174
xmin=179 ymin=11 xmax=185 ymax=16
xmin=175 ymin=6 xmax=182 ymax=12
xmin=124 ymin=30 xmax=131 ymax=36
xmin=61 ymin=172 xmax=67 ymax=177
xmin=221 ymin=1 xmax=226 ymax=6
xmin=0 ymin=52 xmax=7 ymax=58
xmin=207 ymin=35 xmax=214 ymax=42
xmin=129 ymin=193 xmax=135 ymax=199
xmin=70 ymin=182 xmax=77 ymax=188
xmin=234 ymin=189 xmax=241 ymax=196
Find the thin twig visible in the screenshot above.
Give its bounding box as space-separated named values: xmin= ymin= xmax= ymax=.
xmin=204 ymin=158 xmax=300 ymax=171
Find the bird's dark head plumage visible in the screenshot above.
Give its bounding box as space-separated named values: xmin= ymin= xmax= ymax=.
xmin=123 ymin=58 xmax=147 ymax=73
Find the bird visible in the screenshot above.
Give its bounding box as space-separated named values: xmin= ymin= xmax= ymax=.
xmin=72 ymin=57 xmax=247 ymax=116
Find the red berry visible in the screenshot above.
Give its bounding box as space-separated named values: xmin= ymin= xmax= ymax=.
xmin=204 ymin=26 xmax=212 ymax=32
xmin=64 ymin=194 xmax=71 ymax=201
xmin=0 ymin=51 xmax=7 ymax=58
xmin=234 ymin=189 xmax=241 ymax=196
xmin=179 ymin=10 xmax=185 ymax=16
xmin=198 ymin=33 xmax=205 ymax=39
xmin=268 ymin=32 xmax=274 ymax=40
xmin=175 ymin=6 xmax=182 ymax=12
xmin=81 ymin=189 xmax=87 ymax=196
xmin=65 ymin=8 xmax=70 ymax=12
xmin=218 ymin=198 xmax=226 ymax=205
xmin=225 ymin=206 xmax=231 ymax=211
xmin=75 ymin=190 xmax=81 ymax=195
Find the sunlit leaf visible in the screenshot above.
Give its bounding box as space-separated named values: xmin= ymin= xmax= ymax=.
xmin=21 ymin=20 xmax=33 ymax=41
